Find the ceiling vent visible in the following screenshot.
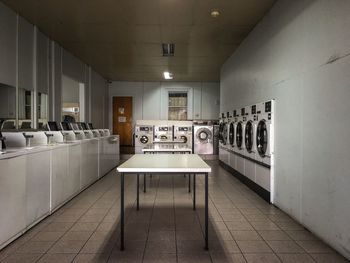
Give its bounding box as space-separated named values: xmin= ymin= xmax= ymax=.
xmin=162 ymin=43 xmax=175 ymax=57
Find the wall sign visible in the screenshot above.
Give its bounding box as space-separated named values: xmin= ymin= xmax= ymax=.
xmin=118 ymin=116 xmax=126 ymax=123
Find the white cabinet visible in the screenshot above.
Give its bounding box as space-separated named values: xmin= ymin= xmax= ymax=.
xmin=99 ymin=136 xmax=120 ymax=178
xmin=51 ymin=146 xmax=68 ymax=211
xmin=25 ymin=151 xmax=51 ymax=227
xmin=0 ymin=156 xmax=26 ymax=248
xmin=18 ymin=16 xmax=34 ymax=91
xmin=0 ymin=3 xmax=17 ymax=87
xmin=66 ymin=143 xmax=81 ymax=199
xmin=81 ymin=139 xmax=98 ymax=189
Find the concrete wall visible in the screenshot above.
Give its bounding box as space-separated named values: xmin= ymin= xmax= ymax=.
xmin=109 ymin=81 xmax=220 ymax=130
xmin=221 ymin=0 xmax=350 ymax=258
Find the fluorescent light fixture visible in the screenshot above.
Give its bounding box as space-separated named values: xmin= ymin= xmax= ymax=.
xmin=211 ymin=9 xmax=220 ymax=18
xmin=163 ymin=71 xmax=173 ymax=80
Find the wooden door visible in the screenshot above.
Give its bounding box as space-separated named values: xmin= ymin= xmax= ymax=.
xmin=113 ymin=97 xmax=133 ymax=146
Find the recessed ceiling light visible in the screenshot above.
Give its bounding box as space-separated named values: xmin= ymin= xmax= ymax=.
xmin=211 ymin=9 xmax=220 ymax=18
xmin=163 ymin=71 xmax=173 ymax=80
xmin=162 ymin=43 xmax=175 ymax=56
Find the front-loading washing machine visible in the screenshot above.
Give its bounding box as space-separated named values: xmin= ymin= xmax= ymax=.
xmin=255 ymin=100 xmax=275 ymax=192
xmin=154 ymin=125 xmax=173 ymax=142
xmin=193 ymin=125 xmax=213 ymax=154
xmin=235 ymin=108 xmax=246 ymax=175
xmin=174 ymin=125 xmax=192 ymax=150
xmin=228 ymin=110 xmax=237 ymax=170
xmin=135 ymin=125 xmax=154 ymax=153
xmin=244 ymin=105 xmax=258 ymax=182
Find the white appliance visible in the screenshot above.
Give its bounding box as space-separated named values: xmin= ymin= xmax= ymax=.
xmin=244 ymin=105 xmax=257 ymax=160
xmin=255 ymin=101 xmax=274 ymax=166
xmin=174 ymin=125 xmax=192 ymax=150
xmin=135 ymin=125 xmax=154 ymax=154
xmin=228 ymin=110 xmax=237 ymax=170
xmin=255 ymin=100 xmax=274 ymax=192
xmin=218 ymin=113 xmax=228 ymax=148
xmin=234 ymin=108 xmax=246 ymax=175
xmin=154 ymin=125 xmax=173 ymax=142
xmin=193 ymin=125 xmax=214 ymax=154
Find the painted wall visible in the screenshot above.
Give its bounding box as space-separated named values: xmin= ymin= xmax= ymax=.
xmin=109 ymin=81 xmax=220 ymax=130
xmin=221 ymin=0 xmax=350 ymax=258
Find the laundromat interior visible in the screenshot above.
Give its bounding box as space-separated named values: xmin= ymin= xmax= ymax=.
xmin=0 ymin=1 xmax=350 ymax=262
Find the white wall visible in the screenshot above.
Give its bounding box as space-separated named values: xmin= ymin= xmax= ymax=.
xmin=109 ymin=81 xmax=220 ymax=130
xmin=221 ymin=0 xmax=350 ymax=258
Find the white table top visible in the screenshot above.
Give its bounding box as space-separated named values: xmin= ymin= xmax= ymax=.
xmin=142 ymin=144 xmax=192 ymax=152
xmin=117 ymin=154 xmax=211 ymax=173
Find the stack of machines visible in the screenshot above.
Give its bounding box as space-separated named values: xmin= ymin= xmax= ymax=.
xmin=134 ymin=120 xmax=217 ymax=155
xmin=219 ymin=100 xmax=275 ymax=202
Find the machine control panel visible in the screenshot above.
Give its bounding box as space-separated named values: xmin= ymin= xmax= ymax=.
xmin=251 ymin=105 xmax=256 ymax=114
xmin=140 ymin=126 xmax=152 ymax=132
xmin=178 ymin=127 xmax=191 ymax=132
xmin=265 ymin=101 xmax=272 ymax=112
xmin=241 ymin=108 xmax=245 ymax=116
xmin=233 ymin=110 xmax=237 ymax=117
xmin=158 ymin=127 xmax=169 ymax=131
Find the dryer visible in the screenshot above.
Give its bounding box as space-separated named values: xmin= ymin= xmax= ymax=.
xmin=244 ymin=105 xmax=257 ymax=160
xmin=235 ymin=108 xmax=246 ymax=175
xmin=193 ymin=125 xmax=213 ymax=154
xmin=255 ymin=101 xmax=274 ymax=166
xmin=255 ymin=100 xmax=274 ymax=192
xmin=174 ymin=125 xmax=192 ymax=150
xmin=228 ymin=110 xmax=237 ymax=170
xmin=135 ymin=125 xmax=154 ymax=153
xmin=154 ymin=125 xmax=173 ymax=142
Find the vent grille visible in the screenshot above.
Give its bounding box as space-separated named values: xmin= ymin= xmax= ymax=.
xmin=162 ymin=43 xmax=175 ymax=56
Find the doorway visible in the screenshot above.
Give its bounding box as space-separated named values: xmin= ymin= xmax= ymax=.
xmin=113 ymin=96 xmax=134 ymax=154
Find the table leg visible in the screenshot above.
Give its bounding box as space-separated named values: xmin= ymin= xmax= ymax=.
xmin=137 ymin=174 xmax=139 ymax=211
xmin=120 ymin=173 xmax=125 ymax=251
xmin=205 ymin=172 xmax=208 ymax=250
xmin=144 ymin=174 xmax=146 ymax=193
xmin=188 ymin=174 xmax=191 ymax=193
xmin=193 ymin=173 xmax=196 ymax=210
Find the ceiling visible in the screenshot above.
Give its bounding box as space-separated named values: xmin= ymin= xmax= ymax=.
xmin=2 ymin=0 xmax=275 ymax=82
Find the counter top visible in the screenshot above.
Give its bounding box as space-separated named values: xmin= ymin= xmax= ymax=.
xmin=117 ymin=154 xmax=211 ymax=173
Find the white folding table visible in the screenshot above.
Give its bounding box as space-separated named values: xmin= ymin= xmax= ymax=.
xmin=142 ymin=143 xmax=192 ymax=154
xmin=117 ymin=154 xmax=211 ymax=251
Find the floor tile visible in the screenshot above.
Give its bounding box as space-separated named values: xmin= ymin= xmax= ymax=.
xmin=177 ymin=253 xmax=212 ymax=263
xmin=47 ymin=239 xmax=86 ymax=254
xmin=37 ymin=253 xmax=76 ymax=263
xmin=258 ymin=231 xmax=291 ymax=241
xmin=210 ymin=252 xmax=247 ymax=263
xmin=236 ymin=240 xmax=272 ymax=253
xmin=230 ymin=231 xmax=262 ymax=241
xmin=73 ymin=253 xmax=109 ymax=263
xmin=30 ymin=231 xmax=65 ymax=242
xmin=277 ymin=253 xmax=314 ymax=263
xmin=243 ymin=253 xmax=281 ymax=263
xmin=143 ymin=253 xmax=177 ymax=263
xmin=15 ymin=241 xmax=54 ymax=254
xmin=285 ymin=230 xmax=317 ymax=241
xmin=296 ymin=240 xmax=335 ymax=253
xmin=267 ymin=240 xmax=304 ymax=253
xmin=310 ymin=253 xmax=349 ymax=263
xmin=0 ymin=253 xmax=42 ymax=263
xmin=61 ymin=231 xmax=93 ymax=241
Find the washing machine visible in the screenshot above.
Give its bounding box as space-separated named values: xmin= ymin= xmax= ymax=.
xmin=154 ymin=125 xmax=173 ymax=142
xmin=234 ymin=108 xmax=246 ymax=175
xmin=174 ymin=125 xmax=192 ymax=150
xmin=193 ymin=125 xmax=214 ymax=154
xmin=255 ymin=100 xmax=275 ymax=192
xmin=244 ymin=105 xmax=257 ymax=160
xmin=135 ymin=125 xmax=154 ymax=153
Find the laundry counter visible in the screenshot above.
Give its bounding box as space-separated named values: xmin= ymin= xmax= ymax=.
xmin=0 ymin=135 xmax=120 ymax=250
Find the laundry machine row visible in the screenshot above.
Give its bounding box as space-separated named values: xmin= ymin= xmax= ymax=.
xmin=219 ymin=100 xmax=275 ymax=201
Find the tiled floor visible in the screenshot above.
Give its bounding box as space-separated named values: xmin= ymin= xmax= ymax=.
xmin=0 ymin=160 xmax=348 ymax=263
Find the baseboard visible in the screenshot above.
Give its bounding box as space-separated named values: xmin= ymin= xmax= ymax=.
xmin=219 ymin=160 xmax=270 ymax=203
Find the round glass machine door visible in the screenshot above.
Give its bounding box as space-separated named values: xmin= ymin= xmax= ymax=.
xmin=229 ymin=122 xmax=234 ymax=145
xmin=245 ymin=121 xmax=253 ymax=152
xmin=222 ymin=124 xmax=228 ymax=145
xmin=236 ymin=122 xmax=243 ymax=149
xmin=219 ymin=122 xmax=224 ymax=142
xmin=256 ymin=120 xmax=268 ymax=157
xmin=140 ymin=135 xmax=149 ymax=144
xmin=196 ymin=128 xmax=212 ymax=143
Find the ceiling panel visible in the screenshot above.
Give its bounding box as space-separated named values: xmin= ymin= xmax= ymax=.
xmin=1 ymin=0 xmax=276 ymax=81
